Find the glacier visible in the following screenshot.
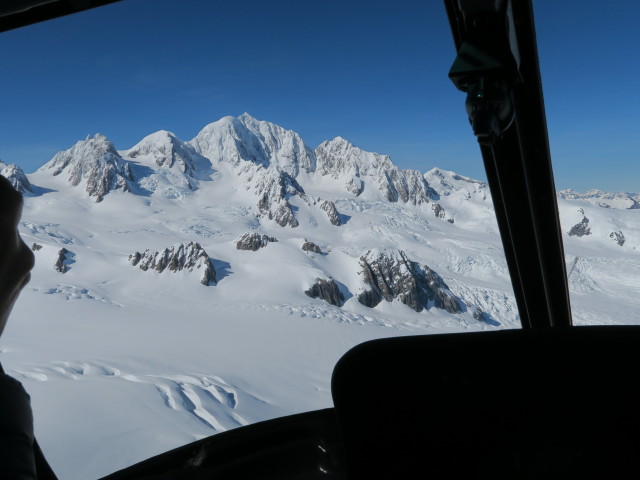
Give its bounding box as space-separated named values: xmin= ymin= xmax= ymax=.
xmin=0 ymin=113 xmax=639 ymax=479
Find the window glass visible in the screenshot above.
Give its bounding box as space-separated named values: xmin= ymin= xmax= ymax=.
xmin=0 ymin=1 xmax=520 ymax=478
xmin=535 ymin=1 xmax=640 ymax=326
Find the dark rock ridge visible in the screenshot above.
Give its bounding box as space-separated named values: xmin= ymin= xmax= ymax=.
xmin=0 ymin=161 xmax=32 ymax=194
xmin=40 ymin=134 xmax=133 ymax=202
xmin=236 ymin=233 xmax=278 ymax=251
xmin=568 ymin=212 xmax=591 ymax=237
xmin=610 ymin=231 xmax=625 ymax=246
xmin=302 ymin=241 xmax=322 ymax=254
xmin=357 ymin=250 xmax=462 ymax=313
xmin=432 ymin=203 xmax=445 ymax=219
xmin=54 ymin=248 xmax=74 ymax=273
xmin=305 ymin=278 xmax=345 ymax=307
xmin=320 ymin=200 xmax=342 ymax=226
xmin=31 ymin=243 xmax=43 ymax=251
xmin=129 ymin=242 xmax=216 ymax=285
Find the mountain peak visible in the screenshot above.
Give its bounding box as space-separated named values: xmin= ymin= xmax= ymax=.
xmin=0 ymin=160 xmax=33 ymax=194
xmin=237 ymin=112 xmax=258 ymax=122
xmin=123 ymin=130 xmax=211 ymax=195
xmin=189 ymin=114 xmax=316 ymax=177
xmin=40 ymin=134 xmax=132 ymax=202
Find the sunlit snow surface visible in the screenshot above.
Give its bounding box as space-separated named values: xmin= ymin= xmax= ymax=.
xmin=2 ymin=137 xmax=639 ymax=478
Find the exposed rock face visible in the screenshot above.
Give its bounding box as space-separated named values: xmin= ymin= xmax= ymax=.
xmin=432 ymin=203 xmax=445 ymax=219
xmin=270 ymin=202 xmax=299 ymax=228
xmin=610 ymin=231 xmax=625 ymax=246
xmin=55 ymin=248 xmax=73 ymax=273
xmin=254 ymin=169 xmax=304 ymax=227
xmin=302 ymin=241 xmax=322 ymax=254
xmin=357 ymin=250 xmax=462 ymax=313
xmin=315 ymin=137 xmax=437 ymax=204
xmin=568 ymin=215 xmax=591 ymax=237
xmin=472 ymin=306 xmax=487 ymax=322
xmin=40 ymin=134 xmax=133 ymax=202
xmin=320 ymin=200 xmax=342 ymax=226
xmin=129 ymin=242 xmax=216 ymax=285
xmin=305 ymin=278 xmax=345 ymax=307
xmin=31 ymin=243 xmax=43 ymax=251
xmin=0 ymin=161 xmax=33 ymax=194
xmin=236 ymin=233 xmax=278 ymax=251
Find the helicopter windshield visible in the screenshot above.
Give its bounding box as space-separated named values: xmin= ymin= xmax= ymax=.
xmin=0 ymin=1 xmax=637 ymax=478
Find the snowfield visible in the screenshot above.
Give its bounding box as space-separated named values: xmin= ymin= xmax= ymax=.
xmin=1 ymin=114 xmax=638 ymax=479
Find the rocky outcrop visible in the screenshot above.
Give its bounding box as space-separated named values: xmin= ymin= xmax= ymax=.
xmin=270 ymin=202 xmax=299 ymax=228
xmin=129 ymin=242 xmax=216 ymax=285
xmin=0 ymin=161 xmax=32 ymax=194
xmin=31 ymin=243 xmax=43 ymax=251
xmin=357 ymin=250 xmax=462 ymax=313
xmin=472 ymin=306 xmax=487 ymax=322
xmin=610 ymin=231 xmax=625 ymax=246
xmin=568 ymin=213 xmax=591 ymax=237
xmin=320 ymin=200 xmax=342 ymax=226
xmin=40 ymin=134 xmax=133 ymax=202
xmin=302 ymin=241 xmax=322 ymax=254
xmin=254 ymin=169 xmax=305 ymax=228
xmin=315 ymin=137 xmax=437 ymax=204
xmin=236 ymin=233 xmax=277 ymax=251
xmin=54 ymin=248 xmax=74 ymax=273
xmin=432 ymin=203 xmax=445 ymax=219
xmin=305 ymin=278 xmax=345 ymax=307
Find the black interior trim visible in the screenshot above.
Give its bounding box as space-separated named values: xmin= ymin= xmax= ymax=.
xmin=0 ymin=0 xmax=122 ymax=33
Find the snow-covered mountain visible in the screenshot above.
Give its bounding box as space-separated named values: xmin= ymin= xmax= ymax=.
xmin=0 ymin=160 xmax=32 ymax=194
xmin=2 ymin=113 xmax=640 ymax=479
xmin=559 ymin=189 xmax=640 ymax=210
xmin=123 ymin=130 xmax=211 ymax=198
xmin=39 ymin=134 xmax=133 ymax=202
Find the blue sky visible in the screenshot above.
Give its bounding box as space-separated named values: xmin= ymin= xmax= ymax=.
xmin=0 ymin=0 xmax=638 ymax=191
